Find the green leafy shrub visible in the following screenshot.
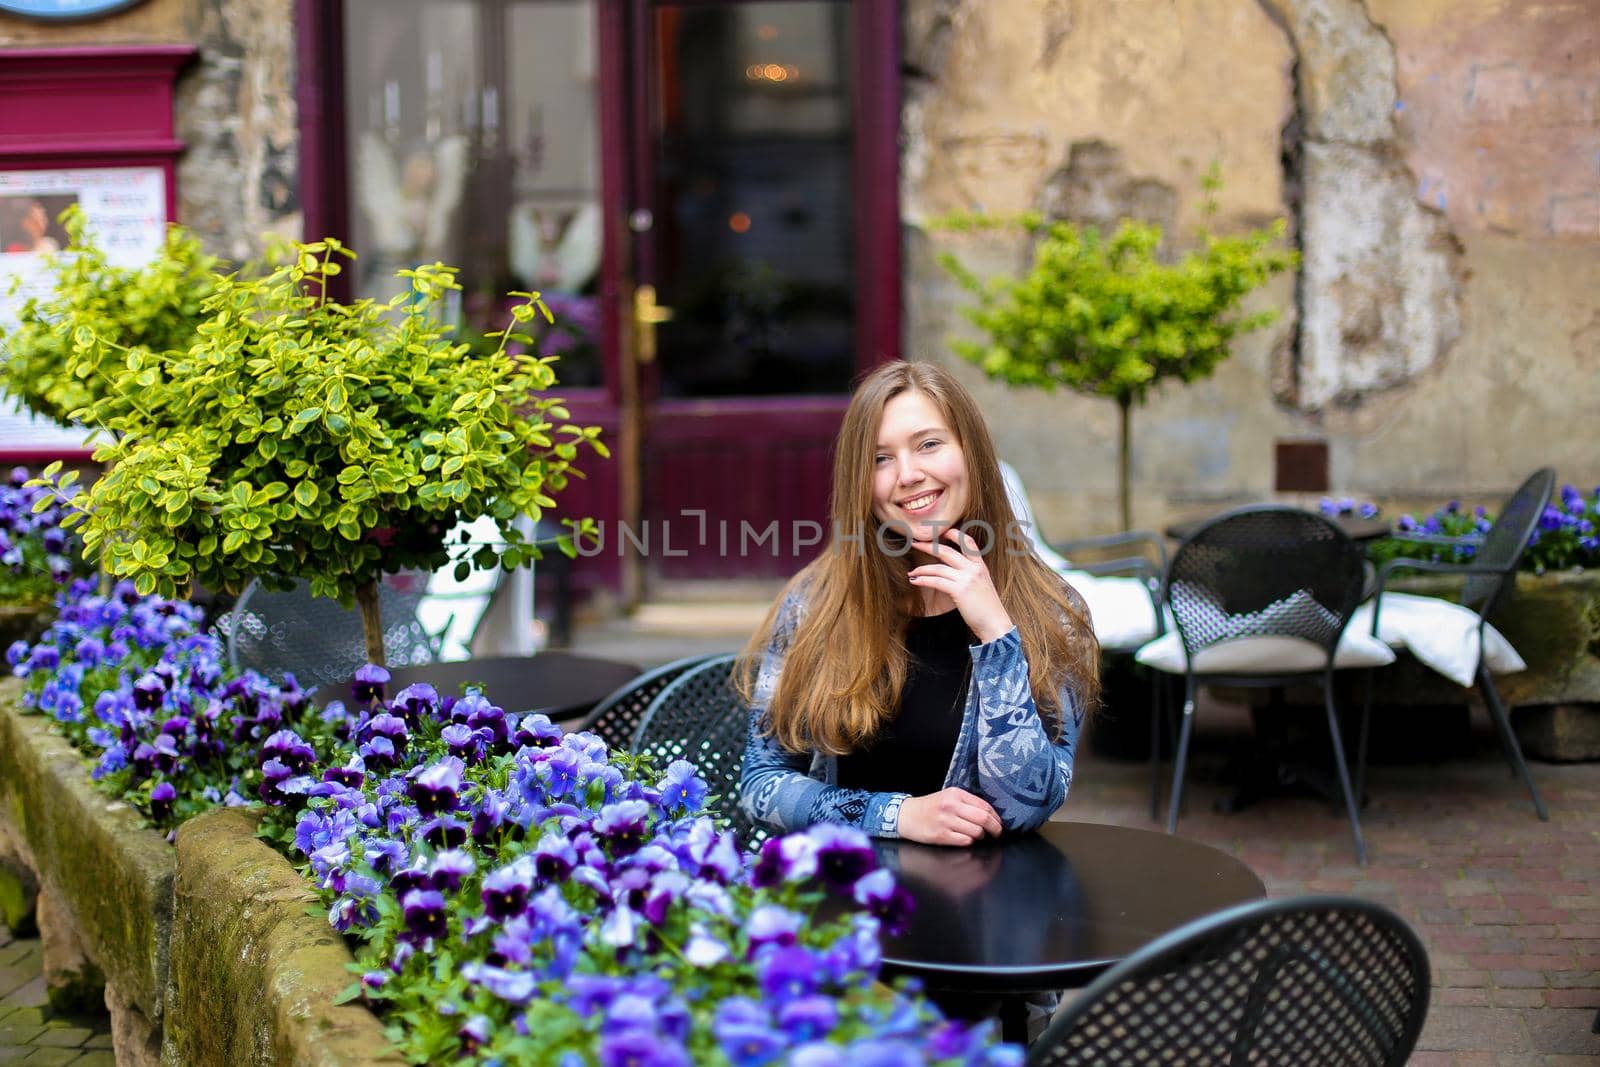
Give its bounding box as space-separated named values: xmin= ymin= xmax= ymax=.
xmin=0 ymin=206 xmax=217 ymax=427
xmin=937 ymin=180 xmax=1296 ymax=529
xmin=41 ymin=240 xmax=606 ymax=663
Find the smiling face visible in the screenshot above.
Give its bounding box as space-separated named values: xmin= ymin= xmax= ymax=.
xmin=871 ymin=389 xmax=969 ymax=539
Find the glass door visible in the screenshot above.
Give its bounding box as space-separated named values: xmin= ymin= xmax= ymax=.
xmin=343 ymin=0 xmax=605 ymax=388
xmin=630 ymin=0 xmax=898 ymax=581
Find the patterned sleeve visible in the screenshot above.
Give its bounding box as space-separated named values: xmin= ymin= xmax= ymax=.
xmin=967 ymin=624 xmax=1084 ymax=833
xmin=737 ymin=591 xmax=910 ymax=838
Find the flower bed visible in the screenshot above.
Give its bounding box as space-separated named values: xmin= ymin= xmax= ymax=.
xmin=5 ymin=577 xmax=1022 ymax=1063
xmin=259 ymin=671 xmax=1018 ymax=1065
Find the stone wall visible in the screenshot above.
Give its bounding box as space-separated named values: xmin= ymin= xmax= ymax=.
xmin=905 ymin=0 xmax=1600 ymax=538
xmin=0 ymin=0 xmax=300 ymax=263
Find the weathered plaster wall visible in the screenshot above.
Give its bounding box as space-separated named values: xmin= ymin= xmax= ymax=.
xmin=0 ymin=0 xmax=300 ymax=262
xmin=905 ymin=0 xmax=1600 ymax=537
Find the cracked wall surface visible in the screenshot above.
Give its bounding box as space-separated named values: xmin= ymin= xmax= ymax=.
xmin=1264 ymin=0 xmax=1465 ymax=411
xmin=904 ymin=0 xmax=1600 ymax=535
xmin=0 ymin=0 xmax=300 ymax=263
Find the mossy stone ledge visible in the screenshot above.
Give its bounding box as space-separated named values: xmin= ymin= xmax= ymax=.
xmin=0 ymin=677 xmax=174 ymax=1035
xmin=166 ymin=807 xmax=404 ymax=1067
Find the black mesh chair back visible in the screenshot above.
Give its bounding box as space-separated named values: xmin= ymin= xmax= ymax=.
xmin=1029 ymin=896 xmax=1430 ymax=1067
xmin=571 ymin=654 xmax=718 ymax=752
xmin=1459 ymin=468 xmax=1554 ymax=618
xmin=219 ymin=575 xmax=439 ymax=689
xmin=1165 ymin=507 xmax=1367 ymax=668
xmin=630 ymin=654 xmax=766 ymax=847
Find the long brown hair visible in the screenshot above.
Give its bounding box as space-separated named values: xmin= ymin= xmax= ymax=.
xmin=735 ymin=360 xmax=1099 ymax=755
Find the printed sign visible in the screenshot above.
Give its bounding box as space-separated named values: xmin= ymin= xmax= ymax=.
xmin=0 ymin=166 xmax=167 ymax=453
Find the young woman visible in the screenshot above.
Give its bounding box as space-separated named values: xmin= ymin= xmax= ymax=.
xmin=736 ymin=361 xmax=1099 ymax=846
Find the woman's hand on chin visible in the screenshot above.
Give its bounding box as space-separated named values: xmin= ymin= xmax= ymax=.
xmin=907 ymin=527 xmax=1013 ymax=642
xmin=897 ymin=787 xmax=1002 ymax=846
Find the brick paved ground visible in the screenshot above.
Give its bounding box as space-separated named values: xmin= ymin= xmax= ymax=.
xmin=0 ymin=925 xmax=113 ymax=1066
xmin=1065 ymin=699 xmax=1600 ymax=1066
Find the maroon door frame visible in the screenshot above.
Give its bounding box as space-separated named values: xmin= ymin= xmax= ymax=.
xmin=294 ymin=0 xmax=900 ymax=595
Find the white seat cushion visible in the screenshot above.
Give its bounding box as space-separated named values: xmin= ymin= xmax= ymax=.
xmin=1349 ymin=592 xmax=1526 ymax=688
xmin=1063 ymin=570 xmax=1163 ymax=650
xmin=1135 ymin=629 xmax=1396 ymax=675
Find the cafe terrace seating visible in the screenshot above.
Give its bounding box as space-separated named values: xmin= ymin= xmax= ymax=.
xmin=1352 ymin=467 xmax=1555 ymax=821
xmin=575 ymin=652 xmax=718 ymax=752
xmin=627 ymin=653 xmax=769 ymax=846
xmin=1135 ymin=508 xmax=1393 ymax=864
xmin=1028 ymin=895 xmax=1430 ymax=1066
xmin=1000 ymin=461 xmax=1168 ymax=652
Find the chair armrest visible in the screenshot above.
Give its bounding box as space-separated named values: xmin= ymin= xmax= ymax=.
xmin=1383 ymin=531 xmax=1486 ymax=548
xmin=1369 ymin=556 xmax=1513 ymax=635
xmin=1072 ymin=556 xmax=1159 ymax=581
xmin=1049 ymin=529 xmax=1169 ymax=571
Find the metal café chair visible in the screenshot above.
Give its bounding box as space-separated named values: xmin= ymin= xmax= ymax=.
xmin=1046 ymin=529 xmax=1171 ymax=819
xmin=571 ymin=653 xmax=719 ymax=753
xmin=1137 ymin=507 xmax=1393 ymax=864
xmin=629 ymin=654 xmax=767 ymax=847
xmin=1358 ymin=467 xmax=1555 ymax=821
xmin=218 ymin=574 xmax=441 ymax=690
xmin=1028 ymin=895 xmax=1431 ymax=1067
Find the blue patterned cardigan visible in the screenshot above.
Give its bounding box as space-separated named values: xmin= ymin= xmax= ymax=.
xmin=739 ymin=587 xmax=1085 ymax=838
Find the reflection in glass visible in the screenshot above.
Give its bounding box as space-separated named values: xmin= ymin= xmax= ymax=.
xmin=651 ymin=1 xmax=856 ymax=398
xmin=343 ymin=0 xmax=602 ymax=386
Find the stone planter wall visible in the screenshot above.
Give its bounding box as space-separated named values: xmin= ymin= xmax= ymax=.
xmin=0 ymin=682 xmax=397 ymax=1065
xmin=0 ymin=679 xmax=172 ymax=1063
xmin=166 ymin=808 xmax=404 ymax=1066
xmin=0 ymin=602 xmax=51 ymax=651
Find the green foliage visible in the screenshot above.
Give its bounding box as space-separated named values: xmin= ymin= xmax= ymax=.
xmin=936 ymin=210 xmax=1297 ymax=409
xmin=0 ymin=206 xmax=217 ymax=426
xmin=41 ymin=239 xmax=607 ymax=606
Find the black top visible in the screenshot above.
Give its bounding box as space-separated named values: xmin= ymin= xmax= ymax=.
xmin=836 ymin=608 xmax=972 ymax=796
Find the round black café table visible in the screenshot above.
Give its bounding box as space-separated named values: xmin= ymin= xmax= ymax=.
xmin=314 ymin=653 xmax=643 ymax=723
xmin=870 ymin=821 xmax=1265 ymax=1045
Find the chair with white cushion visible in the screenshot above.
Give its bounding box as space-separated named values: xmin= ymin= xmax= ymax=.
xmin=1355 ymin=468 xmax=1554 ymax=821
xmin=1137 ymin=507 xmax=1393 ymax=863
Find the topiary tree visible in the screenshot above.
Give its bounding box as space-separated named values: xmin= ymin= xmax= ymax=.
xmin=937 ymin=191 xmax=1296 ymax=530
xmin=38 ymin=239 xmax=606 ymax=665
xmin=0 ymin=205 xmax=217 ymax=427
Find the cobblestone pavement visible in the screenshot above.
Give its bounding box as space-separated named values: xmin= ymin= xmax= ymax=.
xmin=0 ymin=924 xmax=114 ymax=1066
xmin=1065 ymin=702 xmax=1600 ymax=1066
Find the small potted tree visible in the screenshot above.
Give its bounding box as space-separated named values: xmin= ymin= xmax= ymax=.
xmin=40 ymin=239 xmax=605 ymax=666
xmin=937 ymin=182 xmax=1296 ymax=530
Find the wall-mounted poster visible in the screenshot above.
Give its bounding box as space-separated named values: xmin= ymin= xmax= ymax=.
xmin=0 ymin=166 xmax=166 ymax=453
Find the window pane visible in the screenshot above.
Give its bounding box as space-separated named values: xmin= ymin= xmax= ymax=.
xmin=651 ymin=1 xmax=856 ymax=399
xmin=344 ymin=0 xmax=481 ymax=303
xmin=505 ymin=1 xmax=603 ymax=387
xmin=343 ymin=0 xmax=602 ymax=387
